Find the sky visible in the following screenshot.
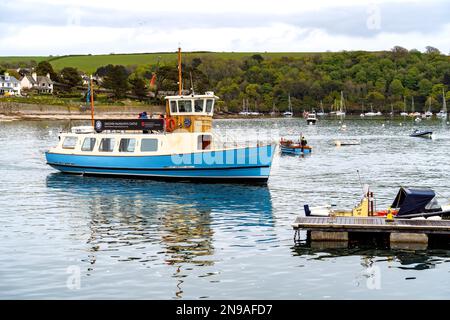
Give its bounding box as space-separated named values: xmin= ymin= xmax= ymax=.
xmin=0 ymin=0 xmax=449 ymax=55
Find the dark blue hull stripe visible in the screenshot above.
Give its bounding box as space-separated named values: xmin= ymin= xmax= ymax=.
xmin=47 ymin=163 xmax=270 ymax=171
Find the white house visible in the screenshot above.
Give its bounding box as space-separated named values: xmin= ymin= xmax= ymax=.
xmin=0 ymin=72 xmax=21 ymax=96
xmin=20 ymin=72 xmax=53 ymax=94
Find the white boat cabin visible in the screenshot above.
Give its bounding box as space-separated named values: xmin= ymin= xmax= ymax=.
xmin=52 ymin=131 xmax=216 ymax=156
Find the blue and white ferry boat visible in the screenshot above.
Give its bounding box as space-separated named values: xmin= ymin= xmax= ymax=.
xmin=45 ymin=91 xmax=276 ymax=183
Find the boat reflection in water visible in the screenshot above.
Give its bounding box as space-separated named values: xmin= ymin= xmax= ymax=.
xmin=46 ymin=173 xmax=274 ymax=298
xmin=292 ymin=241 xmax=450 ymax=273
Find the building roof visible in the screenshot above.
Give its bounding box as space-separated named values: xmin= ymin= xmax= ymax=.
xmin=37 ymin=76 xmax=53 ymax=86
xmin=21 ymin=75 xmax=37 ymax=85
xmin=20 ymin=75 xmax=53 ymax=87
xmin=0 ymin=75 xmax=20 ymax=83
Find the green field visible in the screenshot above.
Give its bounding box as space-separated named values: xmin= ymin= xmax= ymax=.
xmin=1 ymin=52 xmax=317 ymax=73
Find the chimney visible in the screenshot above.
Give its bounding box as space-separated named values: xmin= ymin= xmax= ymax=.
xmin=46 ymin=73 xmax=51 ymax=80
xmin=32 ymin=72 xmax=37 ymax=82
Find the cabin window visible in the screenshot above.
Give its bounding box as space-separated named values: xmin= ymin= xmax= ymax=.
xmin=99 ymin=138 xmax=115 ymax=152
xmin=62 ymin=136 xmax=78 ymax=149
xmin=178 ymin=100 xmax=192 ymax=113
xmin=170 ymin=101 xmax=177 ymax=113
xmin=205 ymin=99 xmax=214 ymax=113
xmin=194 ymin=99 xmax=204 ymax=112
xmin=119 ymin=138 xmax=136 ymax=152
xmin=141 ymin=139 xmax=158 ymax=152
xmin=198 ymin=135 xmax=211 ymax=150
xmin=81 ymin=137 xmax=96 ymax=151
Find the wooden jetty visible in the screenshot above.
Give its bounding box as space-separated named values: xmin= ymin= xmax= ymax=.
xmin=293 ymin=216 xmax=450 ymax=247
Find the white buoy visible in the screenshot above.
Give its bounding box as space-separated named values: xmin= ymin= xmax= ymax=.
xmin=382 ymin=124 xmax=385 ymax=127
xmin=399 ymin=123 xmax=402 ymax=126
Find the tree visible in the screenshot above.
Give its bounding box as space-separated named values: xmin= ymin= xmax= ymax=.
xmin=366 ymin=91 xmax=385 ymax=106
xmin=425 ymin=46 xmax=440 ymax=55
xmin=129 ymin=77 xmax=148 ymax=99
xmin=60 ymin=67 xmax=82 ymax=90
xmin=251 ymin=54 xmax=264 ymax=64
xmin=418 ymin=79 xmax=432 ymax=97
xmin=389 ymin=79 xmax=404 ymax=97
xmin=102 ymin=65 xmax=130 ymax=99
xmin=95 ymin=64 xmax=115 ymax=77
xmin=36 ymin=61 xmax=58 ymax=81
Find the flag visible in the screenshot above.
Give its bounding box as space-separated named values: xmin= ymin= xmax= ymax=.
xmin=150 ymin=73 xmax=156 ymax=87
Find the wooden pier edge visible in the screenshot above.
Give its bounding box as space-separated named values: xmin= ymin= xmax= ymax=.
xmin=293 ymin=216 xmax=450 ymax=245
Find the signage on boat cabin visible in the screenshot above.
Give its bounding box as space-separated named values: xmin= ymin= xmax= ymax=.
xmin=94 ymin=119 xmax=165 ymax=132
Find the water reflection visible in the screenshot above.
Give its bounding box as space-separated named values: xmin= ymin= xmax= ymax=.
xmin=46 ymin=173 xmax=274 ymax=298
xmin=292 ymin=243 xmax=450 ymax=271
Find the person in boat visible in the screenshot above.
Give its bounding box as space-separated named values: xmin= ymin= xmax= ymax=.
xmin=139 ymin=111 xmax=149 ymax=133
xmin=300 ymin=136 xmax=307 ymax=146
xmin=300 ymin=135 xmax=307 ymax=152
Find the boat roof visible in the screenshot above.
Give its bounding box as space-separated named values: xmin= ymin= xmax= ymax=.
xmin=391 ymin=187 xmax=436 ymax=216
xmin=164 ymin=92 xmax=219 ymax=100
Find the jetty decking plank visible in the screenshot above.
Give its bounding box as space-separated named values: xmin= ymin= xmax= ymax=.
xmin=293 ymin=216 xmax=450 ymax=235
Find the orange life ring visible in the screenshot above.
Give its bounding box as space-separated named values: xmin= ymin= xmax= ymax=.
xmin=165 ymin=118 xmax=176 ymax=132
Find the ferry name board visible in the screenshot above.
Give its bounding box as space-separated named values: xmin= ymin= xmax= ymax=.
xmin=94 ymin=119 xmax=165 ymax=132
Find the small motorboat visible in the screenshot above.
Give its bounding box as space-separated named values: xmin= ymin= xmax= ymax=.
xmin=410 ymin=129 xmax=433 ymax=139
xmin=304 ymin=186 xmax=450 ymax=219
xmin=306 ymin=112 xmax=317 ymax=125
xmin=280 ymin=137 xmax=312 ymax=155
xmin=334 ymin=139 xmax=360 ymax=146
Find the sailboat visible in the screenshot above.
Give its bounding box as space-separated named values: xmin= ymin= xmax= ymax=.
xmin=239 ymin=98 xmax=249 ymax=116
xmin=249 ymin=101 xmax=260 ymax=116
xmin=424 ymin=97 xmax=433 ymax=119
xmin=335 ymin=91 xmax=346 ymax=116
xmin=437 ymin=89 xmax=448 ymax=120
xmin=269 ymin=101 xmax=277 ymax=117
xmin=283 ymin=94 xmax=293 ymax=117
xmin=316 ymin=101 xmax=326 ymax=116
xmin=364 ymin=104 xmax=377 ymax=116
xmin=410 ymin=96 xmax=422 ymax=122
xmin=400 ymin=96 xmax=408 ymax=116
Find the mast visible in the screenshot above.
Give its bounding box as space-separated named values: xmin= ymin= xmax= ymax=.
xmin=90 ymin=75 xmax=95 ymax=127
xmin=288 ymin=93 xmax=292 ymax=112
xmin=340 ymin=91 xmax=344 ymax=112
xmin=411 ymin=96 xmax=415 ymax=113
xmin=177 ymin=47 xmax=182 ymax=95
xmin=443 ymin=89 xmax=447 ymax=112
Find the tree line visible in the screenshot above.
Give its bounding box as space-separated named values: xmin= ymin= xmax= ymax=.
xmin=2 ymin=46 xmax=449 ymax=113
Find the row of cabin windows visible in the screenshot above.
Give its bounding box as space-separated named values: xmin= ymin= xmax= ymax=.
xmin=63 ymin=137 xmax=159 ymax=152
xmin=62 ymin=135 xmax=212 ymax=151
xmin=170 ymin=99 xmax=214 ymax=114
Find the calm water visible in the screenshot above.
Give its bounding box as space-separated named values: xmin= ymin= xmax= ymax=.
xmin=0 ymin=117 xmax=449 ymax=299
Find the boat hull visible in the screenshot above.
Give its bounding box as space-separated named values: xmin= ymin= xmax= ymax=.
xmin=280 ymin=145 xmax=312 ymax=155
xmin=46 ymin=144 xmax=276 ymax=184
xmin=410 ymin=131 xmax=433 ymax=139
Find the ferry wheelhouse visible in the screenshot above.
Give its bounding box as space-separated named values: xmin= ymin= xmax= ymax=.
xmin=45 ymin=91 xmax=276 ymax=183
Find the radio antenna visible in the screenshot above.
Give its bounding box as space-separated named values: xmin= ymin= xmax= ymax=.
xmin=189 ymin=71 xmax=195 ymax=95
xmin=357 ymin=170 xmax=363 ymax=191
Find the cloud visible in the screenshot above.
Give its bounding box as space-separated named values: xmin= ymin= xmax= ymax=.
xmin=0 ymin=0 xmax=449 ymax=55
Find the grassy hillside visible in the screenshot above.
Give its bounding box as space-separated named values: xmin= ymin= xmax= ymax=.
xmin=1 ymin=52 xmax=317 ymax=73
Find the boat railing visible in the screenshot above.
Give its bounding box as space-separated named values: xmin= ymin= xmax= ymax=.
xmin=211 ymin=132 xmax=275 ymax=149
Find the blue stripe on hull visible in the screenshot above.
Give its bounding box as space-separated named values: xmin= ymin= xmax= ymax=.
xmin=280 ymin=146 xmax=311 ymax=155
xmin=46 ymin=144 xmax=276 ymax=182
